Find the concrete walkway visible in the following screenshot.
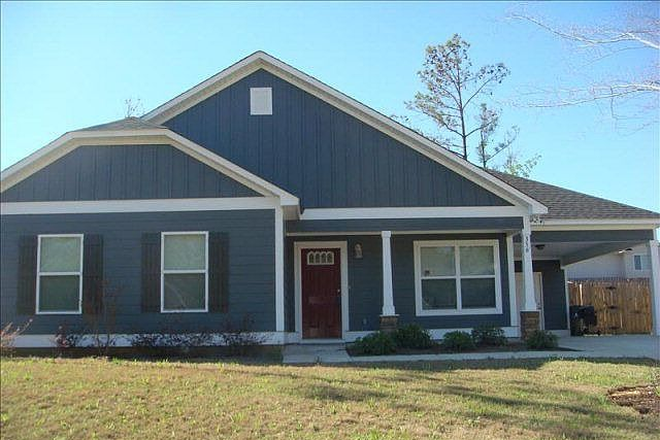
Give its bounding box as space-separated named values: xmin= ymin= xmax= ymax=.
xmin=282 ymin=344 xmax=350 ymax=364
xmin=282 ymin=335 xmax=660 ymax=364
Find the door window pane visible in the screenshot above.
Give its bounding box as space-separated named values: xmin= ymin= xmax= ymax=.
xmin=421 ymin=279 xmax=457 ymax=310
xmin=40 ymin=236 xmax=81 ymax=272
xmin=420 ymin=246 xmax=455 ymax=277
xmin=39 ymin=275 xmax=80 ymax=312
xmin=460 ymin=246 xmax=494 ymax=276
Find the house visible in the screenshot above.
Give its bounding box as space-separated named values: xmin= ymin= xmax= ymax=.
xmin=566 ymin=243 xmax=653 ymax=279
xmin=1 ymin=51 xmax=659 ymax=348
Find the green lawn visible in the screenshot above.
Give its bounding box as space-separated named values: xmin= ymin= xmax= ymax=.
xmin=1 ymin=356 xmax=658 ymax=440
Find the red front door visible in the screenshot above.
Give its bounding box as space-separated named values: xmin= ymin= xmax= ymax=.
xmin=301 ymin=248 xmax=341 ymax=339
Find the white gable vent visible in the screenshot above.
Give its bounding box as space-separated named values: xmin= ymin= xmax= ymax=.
xmin=250 ymin=87 xmax=272 ymax=115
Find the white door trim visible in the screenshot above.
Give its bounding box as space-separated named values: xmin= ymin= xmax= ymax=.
xmin=294 ymin=241 xmax=349 ymax=340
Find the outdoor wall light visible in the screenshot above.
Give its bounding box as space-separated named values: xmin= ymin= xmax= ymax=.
xmin=354 ymin=244 xmax=363 ymax=259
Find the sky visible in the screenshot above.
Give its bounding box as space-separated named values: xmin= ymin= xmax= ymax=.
xmin=1 ymin=1 xmax=658 ymax=212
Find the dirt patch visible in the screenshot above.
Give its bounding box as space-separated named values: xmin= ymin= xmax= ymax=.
xmin=608 ymin=384 xmax=660 ymax=415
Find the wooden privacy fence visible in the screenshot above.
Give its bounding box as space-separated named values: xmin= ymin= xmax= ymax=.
xmin=569 ymin=279 xmax=652 ymax=334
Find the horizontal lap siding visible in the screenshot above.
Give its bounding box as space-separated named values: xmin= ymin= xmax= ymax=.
xmin=0 ymin=210 xmax=276 ymax=333
xmin=515 ymin=260 xmax=568 ymax=330
xmin=1 ymin=145 xmax=259 ymax=202
xmin=286 ymin=233 xmax=511 ymax=332
xmin=165 ymin=69 xmax=511 ymax=209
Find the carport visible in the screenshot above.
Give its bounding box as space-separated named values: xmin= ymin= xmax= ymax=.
xmin=494 ymin=169 xmax=660 ymax=338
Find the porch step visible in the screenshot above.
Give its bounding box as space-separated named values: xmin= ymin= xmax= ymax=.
xmin=282 ymin=343 xmax=350 ymax=364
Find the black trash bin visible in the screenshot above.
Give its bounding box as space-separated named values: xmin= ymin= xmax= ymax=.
xmin=569 ymin=305 xmax=598 ymax=336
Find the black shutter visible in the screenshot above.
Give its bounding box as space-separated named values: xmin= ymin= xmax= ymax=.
xmin=141 ymin=233 xmax=161 ymax=312
xmin=82 ymin=234 xmax=104 ymax=315
xmin=17 ymin=235 xmax=38 ymax=315
xmin=208 ymin=232 xmax=229 ymax=313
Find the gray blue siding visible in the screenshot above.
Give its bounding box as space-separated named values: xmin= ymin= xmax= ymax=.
xmin=165 ymin=69 xmax=511 ymax=209
xmin=1 ymin=210 xmax=275 ymax=334
xmin=287 ymin=233 xmax=512 ymax=332
xmin=1 ymin=145 xmax=259 ymax=202
xmin=287 ymin=217 xmax=522 ymax=234
xmin=515 ymin=260 xmax=568 ymax=330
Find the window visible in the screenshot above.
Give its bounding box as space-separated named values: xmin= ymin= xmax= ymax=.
xmin=414 ymin=240 xmax=502 ymax=316
xmin=306 ymin=251 xmax=335 ymax=265
xmin=250 ymin=87 xmax=272 ymax=115
xmin=161 ymin=232 xmax=208 ymax=312
xmin=37 ymin=235 xmax=83 ymax=314
xmin=633 ymin=254 xmax=650 ymax=271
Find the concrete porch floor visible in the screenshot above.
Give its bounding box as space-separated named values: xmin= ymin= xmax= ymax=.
xmin=282 ymin=335 xmax=660 ymax=364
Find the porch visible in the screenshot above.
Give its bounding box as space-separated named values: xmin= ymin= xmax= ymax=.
xmin=283 ymin=216 xmax=660 ymax=343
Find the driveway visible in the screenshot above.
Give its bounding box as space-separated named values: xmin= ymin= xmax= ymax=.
xmin=558 ymin=335 xmax=660 ymax=360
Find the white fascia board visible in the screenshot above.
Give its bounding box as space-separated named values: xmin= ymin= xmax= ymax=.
xmin=300 ymin=206 xmax=528 ymax=220
xmin=142 ymin=52 xmax=548 ymax=214
xmin=532 ymin=219 xmax=660 ymax=231
xmin=1 ymin=197 xmax=280 ymax=215
xmin=0 ymin=128 xmax=300 ymax=208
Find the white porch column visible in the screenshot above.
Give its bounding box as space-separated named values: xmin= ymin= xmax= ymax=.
xmin=521 ymin=216 xmax=537 ymax=311
xmin=648 ymin=239 xmax=660 ymax=336
xmin=506 ymin=234 xmax=518 ymax=327
xmin=381 ymin=231 xmax=396 ymax=316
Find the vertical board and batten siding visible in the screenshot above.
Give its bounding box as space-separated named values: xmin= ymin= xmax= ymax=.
xmin=165 ymin=69 xmax=511 ymax=209
xmin=1 ymin=145 xmax=260 ymax=202
xmin=286 ymin=233 xmax=511 ymax=332
xmin=0 ymin=210 xmax=276 ymax=334
xmin=514 ymin=260 xmax=568 ymax=331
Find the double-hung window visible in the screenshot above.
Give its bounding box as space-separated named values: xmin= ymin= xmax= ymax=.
xmin=414 ymin=240 xmax=502 ymax=316
xmin=161 ymin=232 xmax=208 ymax=312
xmin=36 ymin=234 xmax=84 ymax=314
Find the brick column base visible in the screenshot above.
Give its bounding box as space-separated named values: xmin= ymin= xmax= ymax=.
xmin=379 ymin=315 xmax=399 ymax=333
xmin=520 ymin=311 xmax=541 ymax=339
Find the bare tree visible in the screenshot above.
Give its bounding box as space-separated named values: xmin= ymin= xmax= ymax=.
xmin=510 ymin=5 xmax=659 ymax=125
xmin=124 ymin=97 xmax=144 ymax=118
xmin=407 ymin=34 xmax=511 ymax=161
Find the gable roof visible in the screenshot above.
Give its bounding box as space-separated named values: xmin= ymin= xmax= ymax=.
xmin=142 ymin=51 xmax=548 ymax=214
xmin=0 ymin=118 xmax=299 ymax=206
xmin=491 ymin=171 xmax=660 ymax=221
xmin=78 ymin=116 xmax=166 ymax=131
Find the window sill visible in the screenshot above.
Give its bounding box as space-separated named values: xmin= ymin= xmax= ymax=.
xmin=416 ymin=308 xmax=502 ymax=317
xmin=160 ymin=309 xmax=209 ymax=314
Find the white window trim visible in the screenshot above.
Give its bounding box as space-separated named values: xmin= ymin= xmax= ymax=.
xmin=160 ymin=231 xmax=209 ymax=313
xmin=414 ymin=239 xmax=502 ymax=316
xmin=36 ymin=234 xmax=84 ymax=315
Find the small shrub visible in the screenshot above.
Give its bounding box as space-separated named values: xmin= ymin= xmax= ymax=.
xmin=471 ymin=324 xmax=507 ymax=347
xmin=393 ymin=324 xmax=434 ymax=349
xmin=219 ymin=315 xmax=266 ymax=356
xmin=351 ymin=331 xmax=397 ymax=355
xmin=440 ymin=331 xmax=475 ymax=352
xmin=55 ymin=324 xmax=84 ymax=355
xmin=0 ymin=319 xmax=32 ymax=356
xmin=525 ymin=330 xmax=558 ymax=350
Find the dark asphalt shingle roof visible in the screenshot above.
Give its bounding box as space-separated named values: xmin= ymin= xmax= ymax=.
xmin=491 ymin=171 xmax=660 ymax=220
xmin=76 ymin=117 xmax=166 ymax=132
